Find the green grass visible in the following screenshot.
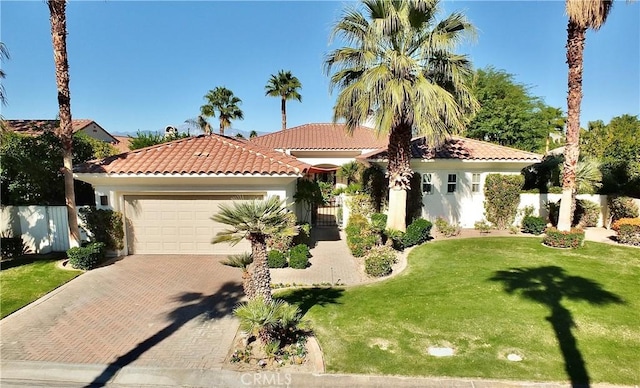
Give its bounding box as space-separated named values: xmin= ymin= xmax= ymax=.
xmin=279 ymin=238 xmax=640 ymax=385
xmin=1 ymin=254 xmax=81 ymax=318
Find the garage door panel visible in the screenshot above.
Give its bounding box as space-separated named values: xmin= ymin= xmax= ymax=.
xmin=125 ymin=195 xmax=261 ymax=255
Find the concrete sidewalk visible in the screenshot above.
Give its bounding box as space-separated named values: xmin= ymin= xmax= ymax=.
xmin=3 ymin=360 xmax=632 ymax=388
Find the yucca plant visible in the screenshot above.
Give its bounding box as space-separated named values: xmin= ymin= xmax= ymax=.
xmin=233 ymin=298 xmax=302 ymax=345
xmin=220 ymin=253 xmax=255 ymax=299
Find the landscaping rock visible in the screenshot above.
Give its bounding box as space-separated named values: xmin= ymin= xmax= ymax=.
xmin=427 ymin=347 xmax=454 ymax=357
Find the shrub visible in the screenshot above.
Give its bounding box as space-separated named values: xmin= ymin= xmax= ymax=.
xmin=346 ymin=234 xmax=377 ymax=257
xmin=574 ymin=199 xmax=600 ymax=227
xmin=522 ymin=216 xmax=547 ymax=235
xmin=370 ymin=213 xmax=388 ymax=234
xmin=615 ymin=220 xmax=640 ymax=246
xmin=402 ymin=218 xmax=432 ymax=247
xmin=289 ymin=244 xmax=310 ymax=269
xmin=542 ymin=227 xmax=585 ymax=249
xmin=346 ymin=193 xmax=375 ymax=218
xmin=474 ymin=220 xmax=492 ymax=234
xmin=267 ymin=212 xmax=297 ymax=252
xmin=364 ymin=246 xmax=397 ymax=277
xmin=545 ymin=200 xmax=560 ymax=226
xmin=67 ymin=242 xmax=106 ymax=270
xmin=406 ymin=173 xmax=423 ymax=224
xmin=267 ymin=250 xmax=287 ymax=268
xmin=233 ymin=298 xmax=302 ymax=344
xmin=0 ymin=236 xmax=29 ymax=260
xmin=291 ymin=222 xmax=311 ymax=246
xmin=384 ymin=229 xmax=405 ymax=250
xmin=608 ymin=196 xmax=639 ymax=223
xmin=361 ymin=164 xmax=388 ymax=212
xmin=484 ymin=174 xmax=524 ymax=229
xmin=345 ymin=214 xmax=370 ymax=237
xmin=79 ymin=207 xmax=124 ymax=251
xmin=434 ymin=217 xmax=461 ymax=237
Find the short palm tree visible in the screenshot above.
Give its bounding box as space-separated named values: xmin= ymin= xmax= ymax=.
xmin=200 ymin=86 xmax=244 ymax=136
xmin=212 ymin=197 xmax=298 ymax=303
xmin=325 ymin=0 xmax=478 ymax=231
xmin=265 ymin=70 xmax=302 ymax=130
xmin=220 ymin=253 xmax=255 ymax=299
xmin=557 ymin=0 xmax=613 ymax=231
xmin=337 ymin=161 xmax=362 ymax=185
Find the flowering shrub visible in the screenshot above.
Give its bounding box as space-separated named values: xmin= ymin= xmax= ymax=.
xmin=612 ymin=218 xmax=640 ymax=246
xmin=542 ymin=227 xmax=585 ymax=249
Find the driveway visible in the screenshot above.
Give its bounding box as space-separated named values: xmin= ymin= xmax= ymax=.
xmin=0 ymin=255 xmax=243 ymax=372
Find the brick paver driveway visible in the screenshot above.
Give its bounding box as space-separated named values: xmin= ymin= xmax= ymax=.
xmin=0 ymin=255 xmax=242 ymax=371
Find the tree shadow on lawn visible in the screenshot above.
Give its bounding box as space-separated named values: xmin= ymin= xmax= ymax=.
xmin=0 ymin=252 xmax=66 ymax=271
xmin=87 ymin=281 xmax=243 ymax=388
xmin=489 ymin=266 xmax=624 ymax=388
xmin=279 ymin=287 xmax=344 ymax=315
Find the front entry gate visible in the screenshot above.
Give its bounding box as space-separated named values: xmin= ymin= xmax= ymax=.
xmin=313 ymin=197 xmax=341 ymax=227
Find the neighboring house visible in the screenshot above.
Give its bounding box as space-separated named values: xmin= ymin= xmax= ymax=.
xmin=74 ymin=134 xmax=313 ymax=256
xmin=3 ymin=119 xmax=119 ymax=144
xmin=362 ymin=136 xmax=542 ymax=228
xmin=250 ymin=123 xmax=387 ymax=185
xmin=112 ymin=135 xmax=132 ymax=153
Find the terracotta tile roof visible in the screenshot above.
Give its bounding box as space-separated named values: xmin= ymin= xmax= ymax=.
xmin=4 ymin=119 xmax=95 ymax=136
xmin=74 ymin=134 xmax=311 ymax=176
xmin=249 ymin=123 xmax=388 ymax=150
xmin=112 ymin=135 xmax=132 ymax=154
xmin=361 ymin=136 xmax=542 ymax=162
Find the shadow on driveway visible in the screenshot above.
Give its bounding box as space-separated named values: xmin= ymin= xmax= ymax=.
xmin=88 ymin=281 xmax=242 ymax=387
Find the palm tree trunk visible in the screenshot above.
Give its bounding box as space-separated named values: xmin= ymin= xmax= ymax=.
xmin=49 ymin=0 xmax=80 ymax=247
xmin=249 ymin=234 xmax=272 ymax=303
xmin=219 ymin=119 xmax=224 ymax=136
xmin=558 ymin=20 xmax=586 ymax=231
xmin=281 ymin=97 xmax=286 ymax=130
xmin=241 ymin=269 xmax=256 ymax=300
xmin=386 ymin=123 xmax=413 ymax=232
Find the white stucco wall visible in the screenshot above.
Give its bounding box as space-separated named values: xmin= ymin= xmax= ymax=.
xmin=79 ymin=123 xmax=116 ymax=143
xmin=519 ymin=193 xmax=607 ymax=227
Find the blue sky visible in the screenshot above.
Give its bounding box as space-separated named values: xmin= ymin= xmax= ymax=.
xmin=1 ymin=1 xmax=638 ymax=136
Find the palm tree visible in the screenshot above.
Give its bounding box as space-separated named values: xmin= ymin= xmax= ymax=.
xmin=212 ymin=197 xmax=298 ymax=303
xmin=220 ymin=253 xmax=255 ymax=299
xmin=265 ymin=70 xmax=302 ymax=130
xmin=0 ymin=42 xmax=9 ymax=107
xmin=337 ymin=161 xmax=362 ymax=185
xmin=557 ymin=0 xmax=613 ymax=231
xmin=200 ymin=87 xmax=244 ymax=136
xmin=48 ymin=0 xmax=80 ymax=247
xmin=325 ymin=0 xmax=478 ymax=231
xmin=184 ymin=115 xmax=212 ymax=135
xmin=249 ymin=130 xmax=258 ymax=138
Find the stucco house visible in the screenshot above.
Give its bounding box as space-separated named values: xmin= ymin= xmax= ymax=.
xmin=74 ymin=134 xmax=315 ymax=256
xmin=362 ymin=136 xmax=542 ymax=228
xmin=249 ymin=123 xmax=387 ymax=186
xmin=3 ymin=119 xmax=119 ymax=144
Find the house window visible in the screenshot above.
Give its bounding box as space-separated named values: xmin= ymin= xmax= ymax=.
xmin=447 ymin=174 xmax=457 ymax=193
xmin=422 ymin=173 xmax=432 ymax=194
xmin=472 ymin=173 xmax=481 ymax=193
xmin=99 ymin=195 xmax=109 ymax=206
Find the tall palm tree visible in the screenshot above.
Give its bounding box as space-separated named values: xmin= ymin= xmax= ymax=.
xmin=200 ymin=86 xmax=244 ymax=136
xmin=265 ymin=70 xmax=302 ymax=130
xmin=48 ymin=0 xmax=80 ymax=246
xmin=557 ymin=0 xmax=613 ymax=231
xmin=212 ymin=197 xmax=298 ymax=303
xmin=325 ymin=0 xmax=478 ymax=231
xmin=184 ymin=115 xmax=212 ymax=135
xmin=0 ymin=42 xmax=9 ymax=107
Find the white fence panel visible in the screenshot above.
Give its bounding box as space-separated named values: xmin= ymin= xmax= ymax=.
xmin=518 ymin=194 xmax=607 ymax=227
xmin=0 ymin=205 xmax=73 ymax=253
xmin=48 ymin=206 xmax=70 ymax=252
xmin=18 ymin=206 xmax=51 ymax=254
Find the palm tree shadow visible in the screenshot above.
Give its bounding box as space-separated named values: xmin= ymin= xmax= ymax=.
xmin=86 ymin=281 xmax=243 ymax=387
xmin=489 ymin=266 xmax=624 ymax=388
xmin=279 ymin=287 xmax=344 ymax=315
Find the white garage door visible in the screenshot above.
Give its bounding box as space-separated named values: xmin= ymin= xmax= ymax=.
xmin=124 ymin=195 xmax=263 ymax=255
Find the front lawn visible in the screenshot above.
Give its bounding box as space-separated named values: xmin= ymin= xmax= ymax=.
xmin=1 ymin=254 xmax=81 ymax=318
xmin=280 ymin=238 xmax=639 ymax=385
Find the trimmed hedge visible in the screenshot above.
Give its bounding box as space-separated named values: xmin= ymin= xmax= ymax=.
xmin=289 ymin=244 xmax=310 ymax=269
xmin=484 ymin=174 xmax=524 ymax=229
xmin=364 ymin=246 xmax=397 ymax=278
xmin=608 ymin=196 xmax=639 ymax=222
xmin=268 ymin=250 xmax=287 ymax=268
xmin=67 ymin=242 xmax=106 ymax=270
xmin=522 ymin=216 xmax=547 ymax=235
xmin=79 ymin=207 xmax=124 ymax=251
xmin=402 ymin=218 xmax=432 ymax=248
xmin=542 ymin=227 xmax=585 ymax=249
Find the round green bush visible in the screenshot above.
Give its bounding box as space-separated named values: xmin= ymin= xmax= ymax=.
xmin=364 ymin=246 xmax=397 ymax=277
xmin=267 ymin=250 xmax=287 ymax=268
xmin=402 ymin=218 xmax=433 ymax=247
xmin=370 ymin=213 xmax=388 ymax=233
xmin=67 ymin=242 xmax=105 ymax=270
xmin=347 ymin=234 xmax=377 ymax=257
xmin=289 ymin=244 xmax=310 ymax=269
xmin=522 ymin=215 xmax=547 ymax=235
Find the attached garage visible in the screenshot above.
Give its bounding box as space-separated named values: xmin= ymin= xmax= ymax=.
xmin=74 ymin=134 xmax=310 ymax=256
xmin=124 ymin=195 xmax=263 ymax=255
